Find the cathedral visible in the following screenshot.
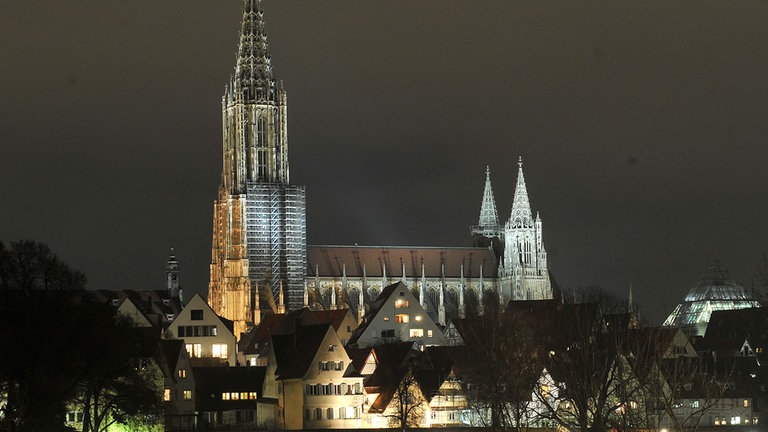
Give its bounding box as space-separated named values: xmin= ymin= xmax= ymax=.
xmin=208 ymin=0 xmax=553 ymax=336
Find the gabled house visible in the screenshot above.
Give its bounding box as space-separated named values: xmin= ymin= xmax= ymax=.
xmin=156 ymin=339 xmax=196 ymax=431
xmin=349 ymin=282 xmax=448 ymax=348
xmin=168 ymin=293 xmax=237 ymax=366
xmin=261 ymin=323 xmax=365 ymax=430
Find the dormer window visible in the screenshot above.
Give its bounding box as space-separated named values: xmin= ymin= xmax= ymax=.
xmin=328 ymin=344 xmax=338 ymax=352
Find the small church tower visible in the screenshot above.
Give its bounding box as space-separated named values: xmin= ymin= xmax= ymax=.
xmin=166 ymin=249 xmax=181 ymax=300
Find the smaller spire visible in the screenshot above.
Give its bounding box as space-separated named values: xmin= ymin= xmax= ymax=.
xmin=477 ymin=166 xmax=500 ymax=228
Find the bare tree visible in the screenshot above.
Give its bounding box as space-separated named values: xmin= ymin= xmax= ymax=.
xmin=384 ymin=364 xmax=428 ymax=431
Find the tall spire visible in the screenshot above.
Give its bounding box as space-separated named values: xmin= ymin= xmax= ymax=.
xmin=234 ymin=0 xmax=275 ymax=97
xmin=509 ymin=156 xmax=533 ymax=228
xmin=478 ymin=166 xmax=500 ymax=227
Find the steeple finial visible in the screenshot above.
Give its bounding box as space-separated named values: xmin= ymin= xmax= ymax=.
xmin=478 ymin=166 xmax=500 ymax=227
xmin=509 ymin=156 xmax=533 ymax=228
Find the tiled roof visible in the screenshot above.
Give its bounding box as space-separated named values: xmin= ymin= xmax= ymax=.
xmin=272 ymin=324 xmax=332 ymax=379
xmin=308 ymin=245 xmax=498 ymax=279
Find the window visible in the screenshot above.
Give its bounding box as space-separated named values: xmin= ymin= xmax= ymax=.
xmin=163 ymin=388 xmax=171 ymax=401
xmin=178 ymin=369 xmax=187 ymax=378
xmin=384 ymin=316 xmax=390 ymax=322
xmin=395 ymin=314 xmax=410 ymax=323
xmin=449 ymin=411 xmax=456 ymax=420
xmin=431 ymin=411 xmax=437 ymax=420
xmin=395 ymin=299 xmax=409 ymax=308
xmin=328 ymin=344 xmax=337 ymax=352
xmin=427 ymin=329 xmax=433 ymax=337
xmin=185 ymin=343 xmax=202 ymax=358
xmin=231 ymin=392 xmax=239 ymax=400
xmin=183 ymin=390 xmax=192 ymax=400
xmin=744 ymin=399 xmax=750 ymax=407
xmin=415 ymin=315 xmax=422 ymax=321
xmin=327 ymin=407 xmax=334 ymax=419
xmin=381 ymin=329 xmax=395 ymax=338
xmin=336 ymin=361 xmax=344 ymax=371
xmin=315 ymin=408 xmax=322 ymax=420
xmin=212 ymin=343 xmax=228 ymax=359
xmin=178 ymin=326 xmax=185 ymax=337
xmin=190 ymin=309 xmax=203 ymax=320
xmin=691 ymin=400 xmax=700 ymax=408
xmin=249 ymin=392 xmax=257 ymax=400
xmin=222 ymin=392 xmax=230 ymax=400
xmin=410 ymin=328 xmax=424 ymax=337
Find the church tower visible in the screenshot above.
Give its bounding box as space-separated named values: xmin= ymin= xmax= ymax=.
xmin=209 ymin=0 xmax=307 ymax=337
xmin=471 ymin=166 xmax=503 ymax=261
xmin=500 ymin=158 xmax=551 ymax=301
xmin=166 ymin=249 xmax=181 ymax=300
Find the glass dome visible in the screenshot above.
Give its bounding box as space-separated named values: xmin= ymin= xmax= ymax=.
xmin=663 ymin=260 xmax=760 ymax=336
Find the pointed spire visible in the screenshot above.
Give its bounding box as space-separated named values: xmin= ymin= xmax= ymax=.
xmin=509 ymin=156 xmax=533 ymax=228
xmin=303 ymin=280 xmax=309 ymax=308
xmin=278 ymin=280 xmax=285 ymax=314
xmin=478 ymin=166 xmax=500 ymax=227
xmin=234 ymin=0 xmax=276 ymax=99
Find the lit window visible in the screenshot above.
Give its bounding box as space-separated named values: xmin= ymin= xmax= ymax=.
xmin=384 ymin=316 xmax=390 ymax=321
xmin=427 ymin=329 xmax=433 ymax=337
xmin=231 ymin=392 xmax=239 ymax=400
xmin=178 ymin=369 xmax=187 ymax=378
xmin=222 ymin=393 xmax=230 ymax=400
xmin=410 ymin=328 xmax=424 ymax=337
xmin=185 ymin=343 xmax=202 ymax=358
xmin=183 ymin=390 xmax=192 ymax=400
xmin=395 ymin=299 xmax=409 ymax=308
xmin=731 ymin=416 xmax=741 ymax=425
xmin=395 ymin=314 xmax=409 ymax=323
xmin=744 ymin=399 xmax=750 ymax=407
xmin=212 ymin=343 xmax=228 ymax=359
xmin=691 ymin=400 xmax=700 ymax=408
xmin=415 ymin=315 xmax=422 ymax=322
xmin=163 ymin=388 xmax=171 ymax=401
xmin=249 ymin=392 xmax=258 ymax=399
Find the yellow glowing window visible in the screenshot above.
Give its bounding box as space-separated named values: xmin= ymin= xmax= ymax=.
xmin=395 ymin=314 xmax=409 ymax=323
xmin=410 ymin=328 xmax=424 ymax=337
xmin=249 ymin=392 xmax=258 ymax=400
xmin=415 ymin=315 xmax=422 ymax=321
xmin=163 ymin=388 xmax=171 ymax=401
xmin=222 ymin=392 xmax=230 ymax=400
xmin=178 ymin=369 xmax=187 ymax=378
xmin=395 ymin=299 xmax=409 ymax=308
xmin=231 ymin=392 xmax=239 ymax=400
xmin=427 ymin=329 xmax=433 ymax=337
xmin=744 ymin=400 xmax=750 ymax=407
xmin=212 ymin=343 xmax=228 ymax=359
xmin=183 ymin=390 xmax=192 ymax=400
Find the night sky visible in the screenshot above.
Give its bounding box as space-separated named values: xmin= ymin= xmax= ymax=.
xmin=3 ymin=1 xmax=768 ymax=323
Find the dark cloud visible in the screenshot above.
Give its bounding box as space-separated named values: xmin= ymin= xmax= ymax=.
xmin=2 ymin=1 xmax=768 ymax=324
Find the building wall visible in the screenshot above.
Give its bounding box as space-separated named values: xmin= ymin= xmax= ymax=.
xmin=168 ymin=295 xmax=237 ymax=366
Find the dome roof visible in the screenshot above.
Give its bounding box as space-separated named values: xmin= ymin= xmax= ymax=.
xmin=663 ymin=260 xmax=760 ymax=336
